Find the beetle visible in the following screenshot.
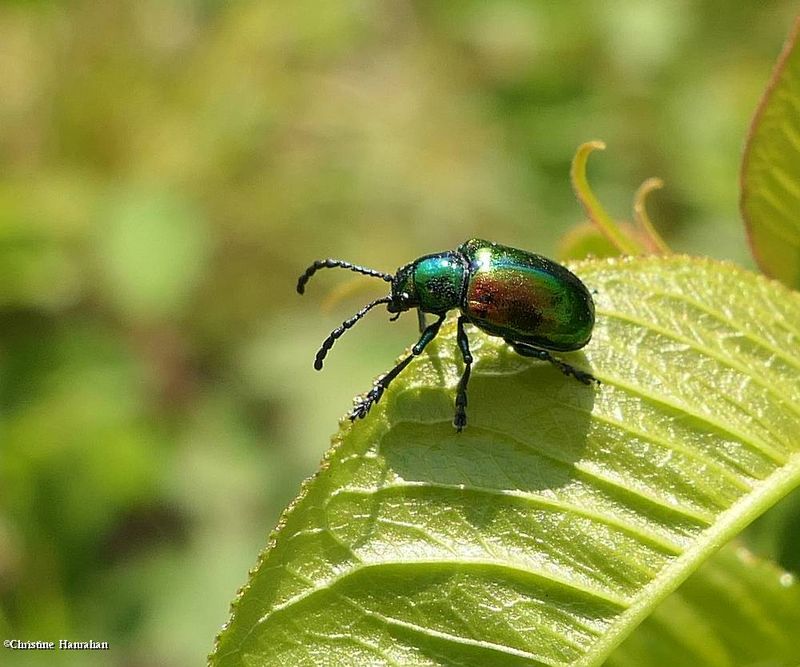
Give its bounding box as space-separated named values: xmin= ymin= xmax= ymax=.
xmin=297 ymin=238 xmax=597 ymax=431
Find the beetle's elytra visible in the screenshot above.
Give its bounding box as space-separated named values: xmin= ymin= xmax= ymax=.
xmin=297 ymin=238 xmax=597 ymax=431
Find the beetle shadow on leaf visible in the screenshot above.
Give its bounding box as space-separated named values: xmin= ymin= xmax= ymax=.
xmin=380 ymin=356 xmax=596 ymax=527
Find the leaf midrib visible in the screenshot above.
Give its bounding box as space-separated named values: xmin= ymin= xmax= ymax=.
xmin=576 ymin=450 xmax=800 ymax=666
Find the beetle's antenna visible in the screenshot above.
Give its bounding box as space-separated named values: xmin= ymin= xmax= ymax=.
xmin=297 ymin=259 xmax=393 ymax=294
xmin=314 ymin=296 xmax=392 ymax=370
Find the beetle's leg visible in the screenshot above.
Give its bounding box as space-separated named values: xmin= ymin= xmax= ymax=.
xmin=417 ymin=310 xmax=427 ymax=333
xmin=350 ymin=314 xmax=446 ymax=422
xmin=506 ymin=340 xmax=599 ymax=385
xmin=453 ymin=316 xmax=473 ymax=432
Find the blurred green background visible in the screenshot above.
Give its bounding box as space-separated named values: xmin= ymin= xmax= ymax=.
xmin=1 ymin=1 xmax=797 ymax=665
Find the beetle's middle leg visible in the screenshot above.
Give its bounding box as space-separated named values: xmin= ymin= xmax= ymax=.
xmin=453 ymin=316 xmax=473 ymax=432
xmin=351 ymin=314 xmax=446 ymax=422
xmin=506 ymin=340 xmax=598 ymax=385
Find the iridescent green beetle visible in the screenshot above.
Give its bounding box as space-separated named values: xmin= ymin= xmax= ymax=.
xmin=297 ymin=238 xmax=597 ymax=431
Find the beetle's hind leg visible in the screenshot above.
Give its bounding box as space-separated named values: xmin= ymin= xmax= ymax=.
xmin=417 ymin=310 xmax=427 ymax=333
xmin=453 ymin=316 xmax=473 ymax=432
xmin=350 ymin=314 xmax=446 ymax=422
xmin=506 ymin=340 xmax=599 ymax=385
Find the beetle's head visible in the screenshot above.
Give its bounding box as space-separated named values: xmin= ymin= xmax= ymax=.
xmin=387 ymin=263 xmax=419 ymax=314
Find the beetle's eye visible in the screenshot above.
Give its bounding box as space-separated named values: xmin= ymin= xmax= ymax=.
xmin=402 ymin=292 xmax=410 ymax=301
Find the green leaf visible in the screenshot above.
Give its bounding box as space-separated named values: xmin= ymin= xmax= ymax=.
xmin=741 ymin=16 xmax=800 ymax=288
xmin=210 ymin=256 xmax=800 ymax=667
xmin=607 ymin=543 xmax=800 ymax=667
xmin=557 ymin=222 xmax=623 ymax=261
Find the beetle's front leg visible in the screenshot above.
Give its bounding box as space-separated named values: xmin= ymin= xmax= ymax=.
xmin=453 ymin=316 xmax=473 ymax=432
xmin=506 ymin=340 xmax=599 ymax=385
xmin=350 ymin=314 xmax=446 ymax=422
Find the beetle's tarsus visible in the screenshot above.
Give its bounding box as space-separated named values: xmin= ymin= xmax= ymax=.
xmin=556 ymin=362 xmax=596 ymax=385
xmin=348 ymin=315 xmax=446 ymax=424
xmin=573 ymin=369 xmax=600 ymax=385
xmin=506 ymin=340 xmax=597 ymax=387
xmin=349 ymin=382 xmax=385 ymax=421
